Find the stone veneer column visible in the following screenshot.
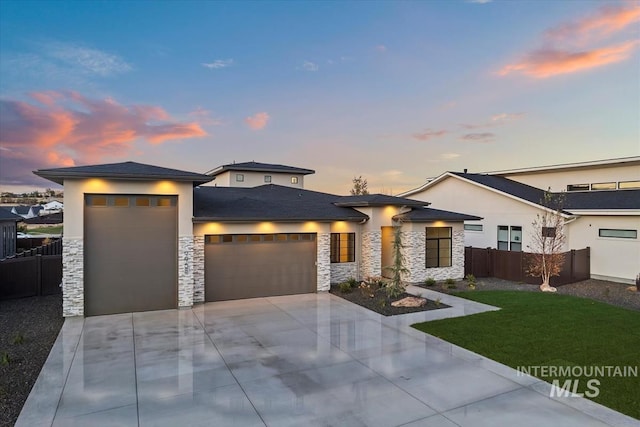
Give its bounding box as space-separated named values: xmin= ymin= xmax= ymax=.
xmin=360 ymin=231 xmax=381 ymax=278
xmin=317 ymin=233 xmax=331 ymax=291
xmin=62 ymin=237 xmax=84 ymax=317
xmin=177 ymin=236 xmax=194 ymax=308
xmin=192 ymin=236 xmax=205 ymax=303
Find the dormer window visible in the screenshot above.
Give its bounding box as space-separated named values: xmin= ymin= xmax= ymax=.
xmin=264 ymin=175 xmax=272 ymax=183
xmin=236 ymin=174 xmax=244 ymax=182
xmin=291 ymin=176 xmax=299 ymax=184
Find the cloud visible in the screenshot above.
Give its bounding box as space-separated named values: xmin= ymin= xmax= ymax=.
xmin=461 ymin=112 xmax=525 ymax=129
xmin=440 ymin=153 xmax=461 ymax=160
xmin=46 ymin=41 xmax=131 ymax=76
xmin=300 ymin=61 xmax=319 ymax=71
xmin=244 ymin=112 xmax=270 ymax=130
xmin=545 ymin=4 xmax=640 ymax=42
xmin=375 ymin=45 xmax=387 ymax=52
xmin=498 ymin=41 xmax=638 ymax=78
xmin=412 ymin=129 xmax=447 ymax=141
xmin=499 ymin=4 xmax=640 ymax=78
xmin=468 ymin=0 xmax=492 ymax=3
xmin=0 ymin=91 xmax=207 ymax=185
xmin=188 ymin=107 xmax=224 ymax=126
xmin=202 ymin=59 xmax=234 ymax=69
xmin=460 ymin=133 xmax=495 ymax=143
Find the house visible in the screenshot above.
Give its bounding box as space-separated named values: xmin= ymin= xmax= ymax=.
xmin=399 ymin=157 xmax=640 ymax=284
xmin=34 ymin=161 xmax=480 ymax=317
xmin=205 ymin=161 xmax=315 ymax=188
xmin=0 ymin=208 xmax=22 ymax=259
xmin=41 ymin=200 xmax=64 ymax=214
xmin=10 ymin=205 xmax=43 ymax=219
xmin=23 ymin=212 xmax=63 ymax=229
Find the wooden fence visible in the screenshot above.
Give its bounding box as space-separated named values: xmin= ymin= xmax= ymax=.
xmin=464 ymin=246 xmax=590 ymax=286
xmin=1 ymin=239 xmax=63 ymax=300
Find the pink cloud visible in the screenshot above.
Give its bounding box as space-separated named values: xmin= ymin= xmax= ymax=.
xmin=545 ymin=4 xmax=640 ymax=42
xmin=412 ymin=129 xmax=447 ymax=141
xmin=244 ymin=112 xmax=270 ymax=130
xmin=499 ymin=41 xmax=638 ymax=78
xmin=499 ymin=4 xmax=640 ymax=79
xmin=460 ymin=132 xmax=495 ymax=143
xmin=0 ymin=91 xmax=207 ymax=182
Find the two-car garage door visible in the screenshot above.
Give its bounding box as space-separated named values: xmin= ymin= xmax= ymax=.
xmin=84 ymin=194 xmax=178 ymax=316
xmin=205 ymin=233 xmax=317 ymax=301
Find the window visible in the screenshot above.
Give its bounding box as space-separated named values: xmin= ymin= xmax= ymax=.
xmin=426 ymin=227 xmax=451 ymax=268
xmin=567 ymin=184 xmax=589 ymax=192
xmin=89 ymin=196 xmax=107 ymax=206
xmin=114 ymin=197 xmax=129 ymax=207
xmin=599 ymin=229 xmax=637 ymax=239
xmin=264 ymin=175 xmax=272 ymax=183
xmin=291 ymin=176 xmax=299 ymax=184
xmin=330 ymin=233 xmax=355 ymax=263
xmin=157 ymin=197 xmax=173 ymax=207
xmin=464 ymin=224 xmax=483 ymax=232
xmin=591 ymin=182 xmax=615 ymax=190
xmin=136 ymin=197 xmax=150 ymax=207
xmin=542 ymin=227 xmax=556 ymax=238
xmin=498 ymin=225 xmax=522 ymax=251
xmin=236 ymin=173 xmax=244 ymax=182
xmin=619 ymin=181 xmax=640 ymax=189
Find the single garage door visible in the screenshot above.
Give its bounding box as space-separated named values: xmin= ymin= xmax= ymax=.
xmin=84 ymin=194 xmax=178 ymax=316
xmin=205 ymin=233 xmax=317 ymax=301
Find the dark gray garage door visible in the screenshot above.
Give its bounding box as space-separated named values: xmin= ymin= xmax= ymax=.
xmin=205 ymin=233 xmax=317 ymax=301
xmin=84 ymin=194 xmax=177 ymax=316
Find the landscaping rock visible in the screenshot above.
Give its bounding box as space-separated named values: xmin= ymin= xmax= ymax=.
xmin=391 ymin=296 xmax=427 ymax=308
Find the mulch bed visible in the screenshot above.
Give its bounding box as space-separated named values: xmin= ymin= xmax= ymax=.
xmin=329 ymin=284 xmax=449 ymax=316
xmin=0 ymin=294 xmax=63 ymax=427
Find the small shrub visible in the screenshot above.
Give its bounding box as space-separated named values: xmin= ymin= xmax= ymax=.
xmin=434 ymin=297 xmax=442 ymax=308
xmin=346 ymin=277 xmax=358 ymax=288
xmin=1 ymin=352 xmax=10 ymax=366
xmin=465 ymin=274 xmax=476 ymax=284
xmin=415 ymin=292 xmax=423 ymax=298
xmin=446 ymin=284 xmax=457 ymax=289
xmin=13 ymin=334 xmax=24 ymax=345
xmin=377 ymin=299 xmax=386 ymax=309
xmin=445 ymin=278 xmax=455 ymax=285
xmin=424 ymin=278 xmax=436 ymax=287
xmin=339 ymin=282 xmax=353 ymax=294
xmin=467 ymin=283 xmax=476 ymax=290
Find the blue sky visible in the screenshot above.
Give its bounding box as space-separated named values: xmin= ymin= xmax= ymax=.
xmin=1 ymin=0 xmax=638 ymax=194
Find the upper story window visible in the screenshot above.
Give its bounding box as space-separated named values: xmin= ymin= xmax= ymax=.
xmin=619 ymin=180 xmax=640 ymax=189
xmin=567 ymin=184 xmax=589 ymax=192
xmin=236 ymin=173 xmax=244 ymax=182
xmin=464 ymin=224 xmax=483 ymax=232
xmin=264 ymin=175 xmax=272 ymax=183
xmin=591 ymin=182 xmax=616 ymax=190
xmin=599 ymin=229 xmax=637 ymax=239
xmin=498 ymin=225 xmax=522 ymax=251
xmin=291 ymin=176 xmax=299 ymax=184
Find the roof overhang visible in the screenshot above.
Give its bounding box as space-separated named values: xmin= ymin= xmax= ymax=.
xmin=565 ymin=209 xmax=640 ymax=216
xmin=33 ymin=170 xmax=214 ymax=186
xmin=193 ymin=216 xmax=369 ymax=223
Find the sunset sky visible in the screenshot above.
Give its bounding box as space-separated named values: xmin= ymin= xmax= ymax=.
xmin=1 ymin=0 xmax=638 ymax=195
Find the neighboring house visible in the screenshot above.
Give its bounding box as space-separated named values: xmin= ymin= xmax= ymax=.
xmin=399 ymin=157 xmax=640 ymax=284
xmin=0 ymin=208 xmax=22 ymax=259
xmin=41 ymin=200 xmax=64 ymax=214
xmin=34 ymin=161 xmax=479 ymax=317
xmin=205 ymin=161 xmax=315 ymax=188
xmin=10 ymin=205 xmax=43 ymax=219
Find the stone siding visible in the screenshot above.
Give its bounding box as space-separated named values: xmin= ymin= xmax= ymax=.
xmin=317 ymin=233 xmax=331 ymax=291
xmin=403 ymin=229 xmax=465 ymax=283
xmin=360 ymin=231 xmax=381 ymax=278
xmin=330 ymin=263 xmax=358 ymax=284
xmin=192 ymin=236 xmax=205 ymax=303
xmin=178 ymin=236 xmax=194 ymax=308
xmin=62 ymin=238 xmax=84 ymax=317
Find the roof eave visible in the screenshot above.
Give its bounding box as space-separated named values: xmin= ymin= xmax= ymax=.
xmin=193 ymin=216 xmax=369 ymax=223
xmin=34 ymin=171 xmax=213 ymax=186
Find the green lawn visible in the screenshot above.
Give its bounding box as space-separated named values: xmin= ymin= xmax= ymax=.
xmin=27 ymin=226 xmax=63 ymax=235
xmin=411 ymin=291 xmax=640 ymax=419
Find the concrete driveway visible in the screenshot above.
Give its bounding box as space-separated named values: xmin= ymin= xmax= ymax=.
xmin=17 ymin=289 xmax=635 ymax=426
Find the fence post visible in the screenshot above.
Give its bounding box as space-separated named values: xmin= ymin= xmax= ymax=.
xmin=36 ymin=254 xmax=42 ymax=296
xmin=570 ymin=250 xmax=575 ymax=282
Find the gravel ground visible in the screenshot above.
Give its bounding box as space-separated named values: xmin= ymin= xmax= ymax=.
xmin=0 ymin=294 xmax=63 ymax=427
xmin=424 ymin=277 xmax=640 ymax=311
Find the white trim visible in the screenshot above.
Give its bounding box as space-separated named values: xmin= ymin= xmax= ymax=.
xmin=567 ymin=210 xmax=640 ymax=216
xmin=486 ymin=156 xmax=640 ymax=176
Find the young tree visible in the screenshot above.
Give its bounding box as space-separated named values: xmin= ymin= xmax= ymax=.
xmin=385 ymin=223 xmax=409 ymax=298
xmin=525 ymin=190 xmax=567 ymax=293
xmin=350 ymin=176 xmax=369 ymax=195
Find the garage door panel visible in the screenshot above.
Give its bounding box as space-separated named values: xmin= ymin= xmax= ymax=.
xmin=205 ymin=235 xmax=316 ymax=301
xmin=84 ymin=195 xmax=177 ymax=316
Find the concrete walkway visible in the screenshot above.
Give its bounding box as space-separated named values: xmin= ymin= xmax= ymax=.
xmin=17 ymin=291 xmax=637 ymax=426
